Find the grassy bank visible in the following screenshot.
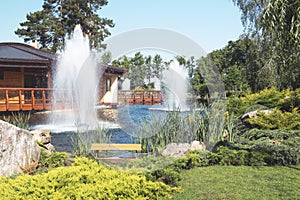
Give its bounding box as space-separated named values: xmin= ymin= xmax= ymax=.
xmin=172 ymin=165 xmax=300 ymax=200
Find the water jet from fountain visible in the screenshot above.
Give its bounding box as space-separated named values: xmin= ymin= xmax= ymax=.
xmin=51 ymin=25 xmax=100 ymax=129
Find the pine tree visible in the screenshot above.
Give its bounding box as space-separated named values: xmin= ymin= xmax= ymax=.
xmin=15 ymin=0 xmax=114 ymax=52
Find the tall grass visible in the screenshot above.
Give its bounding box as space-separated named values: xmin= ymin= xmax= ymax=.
xmin=136 ymin=102 xmax=238 ymax=154
xmin=71 ymin=124 xmax=111 ymax=157
xmin=3 ymin=112 xmax=31 ymax=130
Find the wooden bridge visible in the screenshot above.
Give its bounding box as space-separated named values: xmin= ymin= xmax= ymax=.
xmin=118 ymin=90 xmax=163 ymax=105
xmin=0 ymin=88 xmax=164 ymax=112
xmin=0 ymin=88 xmax=73 ymax=112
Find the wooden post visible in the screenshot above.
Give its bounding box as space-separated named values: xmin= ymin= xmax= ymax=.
xmin=142 ymin=92 xmax=145 ymax=105
xmin=19 ymin=90 xmax=22 ymax=110
xmin=42 ymin=90 xmax=46 ymax=110
xmin=151 ymin=93 xmax=154 ymax=105
xmin=31 ymin=90 xmax=35 ymax=110
xmin=5 ymin=89 xmax=9 ymax=111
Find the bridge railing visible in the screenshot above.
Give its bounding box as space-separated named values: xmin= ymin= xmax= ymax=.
xmin=118 ymin=90 xmax=163 ymax=105
xmin=0 ymin=88 xmax=73 ymax=112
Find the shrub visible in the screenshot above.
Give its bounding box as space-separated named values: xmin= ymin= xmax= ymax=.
xmin=37 ymin=148 xmax=70 ymax=172
xmin=208 ymin=146 xmax=266 ymax=166
xmin=227 ymin=87 xmax=300 ymax=116
xmin=245 ymin=108 xmax=300 ymax=130
xmin=0 ymin=157 xmax=178 ymax=199
xmin=210 ymin=141 xmax=299 ymax=166
xmin=238 ymin=129 xmax=300 ymax=148
xmin=250 ymin=142 xmax=300 ymax=165
xmin=147 ymin=168 xmax=182 ymax=187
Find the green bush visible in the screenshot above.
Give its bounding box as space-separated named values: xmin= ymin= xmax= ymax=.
xmin=209 ymin=141 xmax=299 ymax=166
xmin=147 ymin=168 xmax=182 ymax=187
xmin=227 ymin=87 xmax=300 ymax=116
xmin=37 ymin=148 xmax=70 ymax=172
xmin=0 ymin=157 xmax=178 ymax=199
xmin=250 ymin=142 xmax=300 ymax=165
xmin=125 ymin=152 xmax=207 ymax=187
xmin=245 ymin=108 xmax=300 ymax=130
xmin=240 ymin=129 xmax=300 ymax=148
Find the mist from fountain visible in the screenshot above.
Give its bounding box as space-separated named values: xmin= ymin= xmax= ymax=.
xmin=51 ymin=25 xmax=99 ymax=128
xmin=161 ymin=60 xmax=190 ymax=111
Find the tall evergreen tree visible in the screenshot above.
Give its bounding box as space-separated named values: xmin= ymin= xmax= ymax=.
xmin=15 ymin=0 xmax=114 ymax=52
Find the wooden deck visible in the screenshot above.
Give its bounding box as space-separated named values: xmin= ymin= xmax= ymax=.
xmin=0 ymin=88 xmax=73 ymax=112
xmin=118 ymin=90 xmax=163 ymax=105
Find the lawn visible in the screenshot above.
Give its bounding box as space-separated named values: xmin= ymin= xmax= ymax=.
xmin=171 ymin=165 xmax=300 ymax=200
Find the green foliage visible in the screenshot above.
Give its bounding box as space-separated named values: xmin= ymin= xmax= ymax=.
xmin=233 ymin=0 xmax=300 ymax=89
xmin=37 ymin=148 xmax=70 ymax=172
xmin=3 ymin=112 xmax=31 ymax=130
xmin=137 ymin=107 xmax=210 ymax=154
xmin=227 ymin=87 xmax=299 ymax=116
xmin=125 ymin=151 xmax=208 ymax=187
xmin=251 ymin=142 xmax=300 ymax=166
xmin=113 ymin=53 xmax=169 ymax=89
xmin=125 ymin=156 xmax=176 ymax=173
xmin=147 ymin=167 xmax=182 ymax=187
xmin=245 ymin=108 xmax=300 ymax=130
xmin=240 ymin=129 xmax=300 ymax=147
xmin=15 ymin=0 xmax=114 ymax=52
xmin=0 ymin=157 xmax=178 ymax=199
xmin=208 ymin=146 xmax=266 ymax=166
xmin=71 ymin=125 xmax=110 ymax=157
xmin=212 ymin=127 xmax=300 ymax=166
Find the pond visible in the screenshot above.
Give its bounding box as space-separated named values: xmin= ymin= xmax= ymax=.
xmin=29 ymin=105 xmax=168 ymax=154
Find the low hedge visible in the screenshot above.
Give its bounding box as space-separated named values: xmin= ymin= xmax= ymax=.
xmin=0 ymin=157 xmax=178 ymax=199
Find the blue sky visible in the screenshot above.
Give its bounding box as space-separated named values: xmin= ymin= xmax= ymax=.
xmin=0 ymin=0 xmax=243 ymax=53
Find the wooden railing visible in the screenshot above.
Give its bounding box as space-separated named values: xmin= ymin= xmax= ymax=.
xmin=118 ymin=90 xmax=163 ymax=105
xmin=0 ymin=88 xmax=73 ymax=112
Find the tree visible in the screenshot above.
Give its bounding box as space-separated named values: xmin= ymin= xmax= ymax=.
xmin=232 ymin=0 xmax=300 ymax=89
xmin=15 ymin=0 xmax=114 ymax=52
xmin=112 ymin=53 xmax=170 ymax=90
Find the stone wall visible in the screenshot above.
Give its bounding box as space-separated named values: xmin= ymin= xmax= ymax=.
xmin=0 ymin=120 xmax=40 ymax=176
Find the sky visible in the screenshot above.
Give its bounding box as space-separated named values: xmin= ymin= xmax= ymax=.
xmin=0 ymin=0 xmax=243 ymax=53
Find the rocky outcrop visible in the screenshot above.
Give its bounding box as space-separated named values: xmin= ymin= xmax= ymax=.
xmin=162 ymin=141 xmax=206 ymax=158
xmin=31 ymin=129 xmax=55 ymax=153
xmin=0 ymin=120 xmax=40 ymax=176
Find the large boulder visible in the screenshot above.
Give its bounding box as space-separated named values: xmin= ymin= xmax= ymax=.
xmin=161 ymin=143 xmax=190 ymax=157
xmin=189 ymin=140 xmax=206 ymax=151
xmin=162 ymin=141 xmax=206 ymax=158
xmin=0 ymin=120 xmax=40 ymax=176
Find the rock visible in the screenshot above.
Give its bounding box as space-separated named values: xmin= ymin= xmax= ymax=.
xmin=0 ymin=120 xmax=40 ymax=176
xmin=189 ymin=140 xmax=206 ymax=151
xmin=241 ymin=109 xmax=273 ymax=120
xmin=161 ymin=143 xmax=190 ymax=158
xmin=44 ymin=143 xmax=55 ymax=153
xmin=31 ymin=129 xmax=51 ymax=144
xmin=161 ymin=141 xmax=207 ymax=158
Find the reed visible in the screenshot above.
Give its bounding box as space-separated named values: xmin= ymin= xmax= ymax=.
xmin=3 ymin=112 xmax=31 ymax=130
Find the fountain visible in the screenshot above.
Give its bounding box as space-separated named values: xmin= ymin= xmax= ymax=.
xmin=158 ymin=60 xmax=191 ymax=111
xmin=51 ymin=25 xmax=99 ymax=128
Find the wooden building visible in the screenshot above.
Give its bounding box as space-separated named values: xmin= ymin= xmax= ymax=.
xmin=0 ymin=42 xmax=126 ymax=111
